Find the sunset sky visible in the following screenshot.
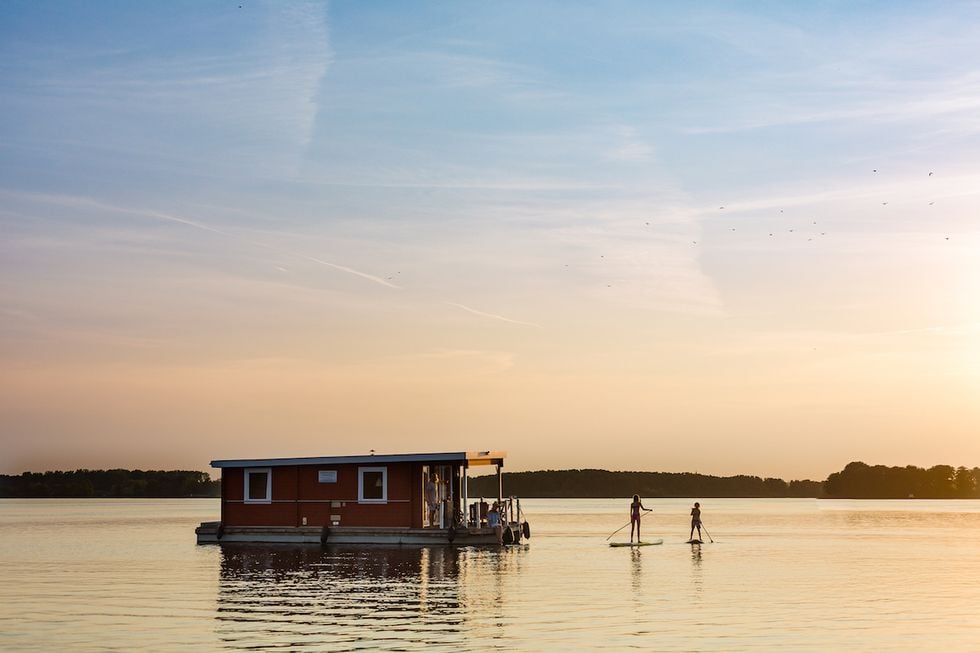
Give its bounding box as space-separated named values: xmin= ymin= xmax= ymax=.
xmin=2 ymin=2 xmax=980 ymax=480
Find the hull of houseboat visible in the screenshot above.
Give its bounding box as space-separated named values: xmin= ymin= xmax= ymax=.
xmin=196 ymin=521 xmax=508 ymax=545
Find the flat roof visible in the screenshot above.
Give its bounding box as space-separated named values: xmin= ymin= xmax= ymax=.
xmin=210 ymin=450 xmax=506 ymax=469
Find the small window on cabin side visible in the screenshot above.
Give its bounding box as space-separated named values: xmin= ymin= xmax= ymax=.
xmin=244 ymin=468 xmax=271 ymax=503
xmin=358 ymin=466 xmax=387 ymax=503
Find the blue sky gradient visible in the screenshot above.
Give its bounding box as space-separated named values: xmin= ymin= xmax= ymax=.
xmin=3 ymin=2 xmax=980 ymax=476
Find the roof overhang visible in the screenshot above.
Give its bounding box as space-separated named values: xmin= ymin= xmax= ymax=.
xmin=210 ymin=450 xmax=506 ymax=469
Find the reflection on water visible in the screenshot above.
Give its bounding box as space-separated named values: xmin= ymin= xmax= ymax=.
xmin=629 ymin=548 xmax=643 ymax=593
xmin=3 ymin=499 xmax=980 ymax=652
xmin=689 ymin=543 xmax=703 ymax=596
xmin=217 ymin=545 xmax=525 ymax=651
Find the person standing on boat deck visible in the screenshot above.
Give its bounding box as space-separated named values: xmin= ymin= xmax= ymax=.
xmin=689 ymin=502 xmax=702 ymax=541
xmin=425 ymin=473 xmax=440 ymax=527
xmin=630 ymin=494 xmax=651 ymax=543
xmin=487 ymin=501 xmax=504 ymax=545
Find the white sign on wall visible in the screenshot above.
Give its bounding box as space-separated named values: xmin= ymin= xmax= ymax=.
xmin=318 ymin=470 xmax=337 ymax=483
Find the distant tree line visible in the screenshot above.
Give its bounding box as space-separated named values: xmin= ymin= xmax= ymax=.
xmin=471 ymin=462 xmax=980 ymax=499
xmin=469 ymin=468 xmax=822 ymax=498
xmin=4 ymin=462 xmax=978 ymax=499
xmin=0 ymin=469 xmax=220 ymax=498
xmin=823 ymin=462 xmax=979 ymax=499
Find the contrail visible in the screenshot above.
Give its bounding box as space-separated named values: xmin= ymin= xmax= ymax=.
xmin=141 ymin=210 xmax=401 ymax=290
xmin=1 ymin=191 xmax=231 ymax=236
xmin=445 ymin=302 xmax=541 ymax=328
xmin=5 ymin=190 xmax=552 ymax=322
xmin=1 ymin=189 xmax=398 ymax=290
xmin=142 ymin=209 xmax=228 ymax=235
xmin=301 ymin=255 xmax=400 ymax=289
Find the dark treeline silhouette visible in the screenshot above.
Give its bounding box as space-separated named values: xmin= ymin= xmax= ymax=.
xmin=468 ymin=468 xmax=822 ymax=498
xmin=824 ymin=462 xmax=980 ymax=499
xmin=0 ymin=469 xmax=220 ymax=498
xmin=5 ymin=462 xmax=977 ymax=500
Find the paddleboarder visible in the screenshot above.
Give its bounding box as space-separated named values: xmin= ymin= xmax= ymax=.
xmin=629 ymin=494 xmax=651 ymax=543
xmin=689 ymin=502 xmax=702 ymax=542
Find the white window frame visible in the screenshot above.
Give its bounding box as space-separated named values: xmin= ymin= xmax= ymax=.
xmin=358 ymin=466 xmax=388 ymax=504
xmin=244 ymin=467 xmax=272 ymax=503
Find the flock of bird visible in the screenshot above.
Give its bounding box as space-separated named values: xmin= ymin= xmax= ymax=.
xmin=588 ymin=170 xmax=950 ymax=288
xmin=691 ymin=169 xmax=945 ymax=246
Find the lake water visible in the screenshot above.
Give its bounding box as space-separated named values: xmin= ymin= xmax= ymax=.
xmin=1 ymin=498 xmax=979 ymax=651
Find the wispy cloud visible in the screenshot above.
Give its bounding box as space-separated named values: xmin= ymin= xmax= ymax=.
xmin=682 ymin=91 xmax=980 ymax=136
xmin=707 ymin=322 xmax=980 ymax=359
xmin=394 ymin=348 xmax=517 ymax=374
xmin=343 ymin=46 xmax=563 ymax=104
xmin=602 ymin=126 xmax=654 ymax=162
xmin=0 ymin=307 xmax=42 ymax=323
xmin=0 ymin=189 xmax=399 ymax=290
xmin=0 ymin=190 xmax=232 ymax=235
xmin=692 ymin=171 xmax=980 ymax=216
xmin=299 ymin=255 xmax=399 ymax=289
xmin=445 ymin=302 xmax=541 ymax=328
xmin=2 ymin=4 xmax=332 ymax=170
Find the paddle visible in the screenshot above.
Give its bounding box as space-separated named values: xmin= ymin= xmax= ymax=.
xmin=605 ymin=520 xmax=631 ymax=541
xmin=700 ymin=524 xmax=714 ymax=543
xmin=605 ymin=508 xmax=652 ymax=541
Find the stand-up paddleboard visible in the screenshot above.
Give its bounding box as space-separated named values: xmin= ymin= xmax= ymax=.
xmin=687 ymin=539 xmax=703 ymax=544
xmin=609 ymin=539 xmax=663 ymax=547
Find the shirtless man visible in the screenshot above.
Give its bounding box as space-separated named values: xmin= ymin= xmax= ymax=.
xmin=689 ymin=502 xmax=703 ymax=541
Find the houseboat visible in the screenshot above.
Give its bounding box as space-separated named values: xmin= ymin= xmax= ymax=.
xmin=196 ymin=450 xmax=530 ymax=545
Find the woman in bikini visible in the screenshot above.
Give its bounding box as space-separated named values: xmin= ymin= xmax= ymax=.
xmin=629 ymin=494 xmax=651 ymax=543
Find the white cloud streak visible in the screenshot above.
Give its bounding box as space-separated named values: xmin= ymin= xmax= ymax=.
xmin=2 ymin=4 xmax=332 ymax=176
xmin=445 ymin=302 xmax=542 ymax=328
xmin=299 ymin=255 xmax=399 ymax=289
xmin=701 ymin=173 xmax=980 ymax=217
xmin=0 ymin=189 xmax=399 ymax=290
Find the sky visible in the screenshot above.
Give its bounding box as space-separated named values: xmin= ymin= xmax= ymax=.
xmin=2 ymin=1 xmax=980 ymax=480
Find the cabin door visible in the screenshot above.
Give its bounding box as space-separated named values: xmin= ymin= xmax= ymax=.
xmin=422 ymin=465 xmax=454 ymax=528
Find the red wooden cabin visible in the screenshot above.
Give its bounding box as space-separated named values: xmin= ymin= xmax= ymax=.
xmin=197 ymin=451 xmax=526 ymax=545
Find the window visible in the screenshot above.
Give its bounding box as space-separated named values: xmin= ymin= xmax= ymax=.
xmin=244 ymin=468 xmax=271 ymax=503
xmin=358 ymin=466 xmax=387 ymax=503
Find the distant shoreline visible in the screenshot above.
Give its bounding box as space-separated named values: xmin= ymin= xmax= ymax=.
xmin=467 ymin=463 xmax=980 ymax=500
xmin=3 ymin=461 xmax=978 ymax=499
xmin=3 ymin=496 xmax=977 ymax=501
xmin=466 ymin=468 xmax=821 ymax=499
xmin=0 ymin=470 xmax=219 ymax=499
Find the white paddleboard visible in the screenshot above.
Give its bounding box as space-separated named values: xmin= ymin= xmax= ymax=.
xmin=609 ymin=539 xmax=663 ymax=547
